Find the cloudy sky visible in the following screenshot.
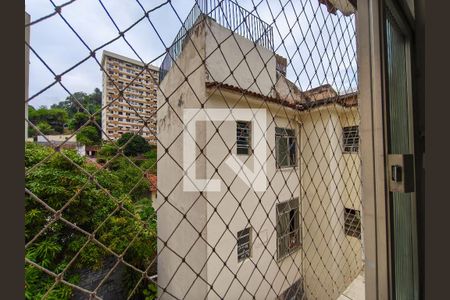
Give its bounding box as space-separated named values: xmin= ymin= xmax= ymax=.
xmin=25 ymin=0 xmax=357 ymax=108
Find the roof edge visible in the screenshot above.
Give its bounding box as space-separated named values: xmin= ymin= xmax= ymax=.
xmin=101 ymin=50 xmax=159 ymax=72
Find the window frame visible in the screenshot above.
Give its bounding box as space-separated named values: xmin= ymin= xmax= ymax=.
xmin=237 ymin=227 xmax=252 ymax=263
xmin=276 ymin=198 xmax=301 ymax=261
xmin=236 ymin=121 xmax=252 ymax=155
xmin=275 ymin=127 xmax=298 ymax=169
xmin=344 ymin=207 xmax=362 ymax=239
xmin=342 ymin=125 xmax=360 ymax=153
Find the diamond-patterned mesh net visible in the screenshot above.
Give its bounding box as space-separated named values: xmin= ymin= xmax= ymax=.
xmin=25 ymin=0 xmax=362 ymax=299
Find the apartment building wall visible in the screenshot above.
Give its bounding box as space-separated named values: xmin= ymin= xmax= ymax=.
xmin=299 ymin=107 xmax=362 ymax=300
xmin=205 ymin=18 xmax=276 ymax=96
xmin=157 ymin=17 xmax=362 ymax=300
xmin=101 ymin=51 xmax=159 ymax=144
xmin=156 ymin=18 xmax=209 ymax=300
xmin=203 ymin=91 xmax=302 ymax=300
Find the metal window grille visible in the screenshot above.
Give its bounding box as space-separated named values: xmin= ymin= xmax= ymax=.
xmin=276 ymin=127 xmax=297 ymax=168
xmin=236 ymin=121 xmax=251 ymax=155
xmin=25 ymin=0 xmax=363 ymax=299
xmin=278 ymin=279 xmax=304 ymax=300
xmin=237 ymin=227 xmax=252 ymax=262
xmin=344 ymin=208 xmax=362 ymax=239
xmin=343 ymin=126 xmax=360 ymax=153
xmin=276 ymin=198 xmax=301 ymax=260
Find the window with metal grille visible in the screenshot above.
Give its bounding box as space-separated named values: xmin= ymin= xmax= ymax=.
xmin=278 ymin=279 xmax=304 ymax=300
xmin=344 ymin=208 xmax=361 ymax=239
xmin=237 ymin=227 xmax=251 ymax=262
xmin=276 ymin=198 xmax=300 ymax=260
xmin=236 ymin=121 xmax=251 ymax=155
xmin=275 ymin=127 xmax=297 ymax=168
xmin=343 ymin=125 xmax=359 ymax=152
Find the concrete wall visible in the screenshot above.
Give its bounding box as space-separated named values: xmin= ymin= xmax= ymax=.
xmin=299 ymin=106 xmax=362 ymax=300
xmin=71 ymin=257 xmax=126 ymax=300
xmin=205 ymin=19 xmax=276 ymax=97
xmin=157 ymin=16 xmax=362 ymax=300
xmin=202 ymin=91 xmax=302 ymax=299
xmin=156 ymin=17 xmax=209 ymax=300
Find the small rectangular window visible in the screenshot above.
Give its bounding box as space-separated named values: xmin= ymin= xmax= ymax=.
xmin=236 ymin=121 xmax=251 ymax=155
xmin=343 ymin=126 xmax=359 ymax=153
xmin=275 ymin=127 xmax=297 ymax=168
xmin=237 ymin=227 xmax=251 ymax=262
xmin=279 ymin=279 xmax=304 ymax=300
xmin=276 ymin=198 xmax=300 ymax=260
xmin=344 ymin=208 xmax=361 ymax=239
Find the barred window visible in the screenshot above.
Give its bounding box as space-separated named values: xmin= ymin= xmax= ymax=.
xmin=236 ymin=121 xmax=251 ymax=155
xmin=278 ymin=279 xmax=304 ymax=300
xmin=276 ymin=198 xmax=300 ymax=260
xmin=275 ymin=127 xmax=297 ymax=168
xmin=343 ymin=126 xmax=359 ymax=152
xmin=344 ymin=208 xmax=361 ymax=239
xmin=237 ymin=227 xmax=251 ymax=262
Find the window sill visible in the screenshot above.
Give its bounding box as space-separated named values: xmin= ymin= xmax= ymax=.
xmin=277 ymin=244 xmax=302 ymax=263
xmin=276 ymin=166 xmax=298 ymax=171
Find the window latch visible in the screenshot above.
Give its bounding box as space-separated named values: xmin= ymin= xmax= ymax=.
xmin=388 ymin=154 xmax=415 ymax=193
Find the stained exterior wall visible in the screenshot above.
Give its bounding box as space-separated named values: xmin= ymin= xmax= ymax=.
xmin=157 ymin=17 xmax=362 ymax=300
xmin=156 ymin=18 xmax=209 ymax=300
xmin=205 ymin=19 xmax=276 ymax=97
xmin=300 ymin=107 xmax=362 ymax=300
xmin=202 ymin=91 xmax=302 ymax=299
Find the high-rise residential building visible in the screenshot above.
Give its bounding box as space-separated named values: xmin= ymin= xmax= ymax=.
xmin=101 ymin=50 xmax=159 ymax=144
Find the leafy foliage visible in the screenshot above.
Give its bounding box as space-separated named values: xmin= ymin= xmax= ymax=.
xmin=76 ymin=125 xmax=101 ymax=146
xmin=28 ymin=106 xmax=68 ymax=135
xmin=25 ymin=143 xmax=157 ymax=299
xmin=117 ymin=133 xmax=152 ymax=156
xmin=68 ymin=112 xmax=90 ymax=131
xmin=51 ymin=88 xmax=102 ymax=118
xmin=36 ymin=122 xmax=53 ymax=135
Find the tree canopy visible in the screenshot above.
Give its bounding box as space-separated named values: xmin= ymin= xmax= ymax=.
xmin=76 ymin=126 xmax=101 ymax=146
xmin=28 ymin=89 xmax=102 ymax=138
xmin=117 ymin=133 xmax=152 ymax=156
xmin=25 ymin=143 xmax=156 ymax=299
xmin=51 ymin=88 xmax=102 ymax=117
xmin=28 ymin=106 xmax=68 ymax=135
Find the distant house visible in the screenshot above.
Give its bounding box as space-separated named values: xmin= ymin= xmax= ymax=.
xmin=36 ymin=134 xmax=86 ymax=156
xmin=157 ymin=12 xmax=361 ymax=300
xmin=85 ymin=145 xmax=100 ymax=157
xmin=147 ymin=173 xmax=157 ymax=202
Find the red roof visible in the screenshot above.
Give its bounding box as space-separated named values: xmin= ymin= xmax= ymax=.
xmin=147 ymin=173 xmax=157 ymax=192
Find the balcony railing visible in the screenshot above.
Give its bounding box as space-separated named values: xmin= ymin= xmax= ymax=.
xmin=159 ymin=0 xmax=274 ymax=83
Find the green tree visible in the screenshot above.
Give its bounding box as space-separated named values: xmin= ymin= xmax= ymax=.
xmin=51 ymin=89 xmax=102 ymax=117
xmin=68 ymin=112 xmax=90 ymax=131
xmin=29 ymin=106 xmax=68 ymax=134
xmin=36 ymin=122 xmax=53 ymax=135
xmin=25 ymin=143 xmax=156 ymax=299
xmin=117 ymin=133 xmax=151 ymax=156
xmin=76 ymin=126 xmax=100 ymax=146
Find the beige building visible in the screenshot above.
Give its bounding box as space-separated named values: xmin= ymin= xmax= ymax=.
xmin=101 ymin=50 xmax=159 ymax=144
xmin=156 ymin=16 xmax=362 ymax=300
